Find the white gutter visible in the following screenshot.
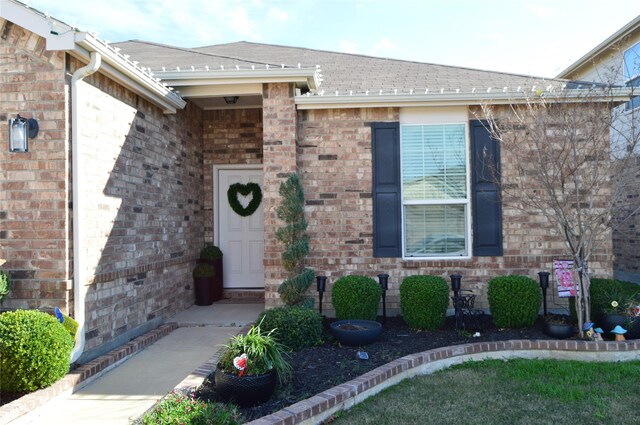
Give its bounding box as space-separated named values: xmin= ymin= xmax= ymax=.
xmin=70 ymin=52 xmax=101 ymax=363
xmin=294 ymin=88 xmax=634 ymax=110
xmin=72 ymin=33 xmax=186 ymax=113
xmin=160 ymin=68 xmax=320 ymax=91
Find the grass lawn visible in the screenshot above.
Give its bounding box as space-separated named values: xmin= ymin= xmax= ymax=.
xmin=331 ymin=359 xmax=640 ymax=425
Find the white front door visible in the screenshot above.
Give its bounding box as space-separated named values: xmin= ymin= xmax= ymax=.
xmin=216 ymin=168 xmax=264 ymax=288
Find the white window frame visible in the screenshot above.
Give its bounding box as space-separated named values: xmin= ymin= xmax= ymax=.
xmin=399 ymin=122 xmax=472 ymax=260
xmin=624 ymin=41 xmax=640 ymax=83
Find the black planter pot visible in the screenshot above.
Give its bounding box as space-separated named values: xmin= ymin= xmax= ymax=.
xmin=597 ymin=313 xmax=627 ymax=338
xmin=330 ymin=319 xmax=382 ymax=346
xmin=543 ymin=322 xmax=576 ymax=339
xmin=214 ymin=368 xmax=277 ymax=406
xmin=194 ymin=258 xmax=224 ymax=304
xmin=598 ymin=314 xmax=640 ymax=339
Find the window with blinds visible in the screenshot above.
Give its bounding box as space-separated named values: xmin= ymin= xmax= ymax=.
xmin=401 ymin=124 xmax=469 ymax=257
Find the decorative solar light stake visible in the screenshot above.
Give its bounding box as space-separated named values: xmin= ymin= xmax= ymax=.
xmin=9 ymin=114 xmax=38 ymax=152
xmin=450 ymin=274 xmax=462 ymax=299
xmin=538 ymin=271 xmax=550 ymax=316
xmin=316 ymin=275 xmax=327 ymax=315
xmin=378 ymin=274 xmax=389 ymax=325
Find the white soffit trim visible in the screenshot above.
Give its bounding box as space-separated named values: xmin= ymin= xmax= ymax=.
xmin=295 ymin=88 xmax=633 ymax=110
xmin=177 ymin=83 xmax=263 ymax=98
xmin=159 ymin=68 xmax=320 ymax=91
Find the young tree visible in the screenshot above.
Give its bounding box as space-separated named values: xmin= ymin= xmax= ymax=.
xmin=276 ymin=173 xmax=314 ymax=306
xmin=479 ymin=84 xmax=639 ymax=336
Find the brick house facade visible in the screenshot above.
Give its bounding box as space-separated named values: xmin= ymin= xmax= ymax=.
xmin=0 ymin=1 xmax=623 ymax=362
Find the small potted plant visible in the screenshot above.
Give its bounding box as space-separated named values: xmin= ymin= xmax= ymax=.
xmin=197 ymin=245 xmax=224 ymax=302
xmin=598 ymin=289 xmax=633 ymax=338
xmin=214 ymin=323 xmax=291 ymax=406
xmin=193 ymin=263 xmax=216 ymax=306
xmin=543 ymin=314 xmax=576 ymax=339
xmin=0 ymin=259 xmax=10 ymax=304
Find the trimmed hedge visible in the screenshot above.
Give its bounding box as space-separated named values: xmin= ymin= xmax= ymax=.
xmin=0 ymin=310 xmax=74 ymax=392
xmin=200 ymin=245 xmax=223 ymax=260
xmin=488 ymin=275 xmax=541 ymax=328
xmin=257 ymin=306 xmax=323 ymax=351
xmin=400 ymin=275 xmax=449 ymax=330
xmin=332 ymin=275 xmax=382 ymax=320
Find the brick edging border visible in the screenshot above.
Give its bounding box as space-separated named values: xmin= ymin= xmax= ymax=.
xmin=0 ymin=323 xmax=177 ymax=425
xmin=246 ymin=339 xmax=640 ymax=425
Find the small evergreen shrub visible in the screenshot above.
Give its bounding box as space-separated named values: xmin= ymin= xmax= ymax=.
xmin=0 ymin=269 xmax=9 ymax=303
xmin=200 ymin=245 xmax=223 ymax=261
xmin=140 ymin=390 xmax=241 ymax=425
xmin=0 ymin=310 xmax=74 ymax=392
xmin=257 ymin=306 xmax=323 ymax=351
xmin=332 ymin=275 xmax=382 ymax=321
xmin=400 ymin=275 xmax=449 ymax=330
xmin=487 ymin=276 xmax=541 ymax=328
xmin=193 ymin=263 xmax=215 ymax=278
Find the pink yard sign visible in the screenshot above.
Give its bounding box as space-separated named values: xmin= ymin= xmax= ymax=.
xmin=554 ymin=259 xmax=576 ymax=298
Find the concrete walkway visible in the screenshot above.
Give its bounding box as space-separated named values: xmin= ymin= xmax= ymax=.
xmin=12 ymin=303 xmax=264 ymax=425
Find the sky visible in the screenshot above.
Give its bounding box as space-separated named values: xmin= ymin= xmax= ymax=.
xmin=21 ymin=0 xmax=640 ymax=77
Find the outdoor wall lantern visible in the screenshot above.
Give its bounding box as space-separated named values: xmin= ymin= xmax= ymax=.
xmin=9 ymin=114 xmax=38 ymax=152
xmin=224 ymin=96 xmax=239 ymax=105
xmin=378 ymin=273 xmax=389 ymax=324
xmin=316 ymin=275 xmax=327 ymax=315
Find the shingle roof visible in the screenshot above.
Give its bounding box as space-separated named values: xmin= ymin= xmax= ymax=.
xmin=115 ymin=40 xmax=562 ymax=95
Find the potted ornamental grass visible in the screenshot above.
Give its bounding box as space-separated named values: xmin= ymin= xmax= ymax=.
xmin=215 ymin=322 xmax=291 ymax=407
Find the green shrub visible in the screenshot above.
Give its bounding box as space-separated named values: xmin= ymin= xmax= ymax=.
xmin=257 ymin=306 xmax=323 ymax=351
xmin=0 ymin=269 xmax=9 ymax=303
xmin=193 ymin=263 xmax=215 ymax=278
xmin=487 ymin=275 xmax=541 ymax=328
xmin=200 ymin=245 xmax=223 ymax=260
xmin=0 ymin=309 xmax=74 ymax=392
xmin=332 ymin=275 xmax=382 ymax=320
xmin=140 ymin=390 xmax=241 ymax=425
xmin=400 ymin=275 xmax=449 ymax=330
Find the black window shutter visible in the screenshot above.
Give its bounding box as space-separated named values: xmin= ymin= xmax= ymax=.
xmin=470 ymin=120 xmax=503 ymax=256
xmin=372 ymin=122 xmax=402 ymax=257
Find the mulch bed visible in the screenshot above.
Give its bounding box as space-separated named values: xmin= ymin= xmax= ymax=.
xmin=196 ymin=315 xmax=559 ymax=422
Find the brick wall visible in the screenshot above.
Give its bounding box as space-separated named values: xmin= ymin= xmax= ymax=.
xmin=73 ymin=58 xmax=205 ymax=351
xmin=263 ymin=83 xmax=297 ymax=306
xmin=202 ymin=108 xmax=263 ymax=243
xmin=294 ymin=106 xmax=613 ymax=316
xmin=0 ymin=20 xmax=70 ymax=311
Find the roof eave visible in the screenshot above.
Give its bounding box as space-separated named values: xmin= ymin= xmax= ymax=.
xmin=158 ymin=68 xmax=319 ymax=91
xmin=73 ymin=33 xmax=186 ymax=113
xmin=557 ymin=15 xmax=640 ymax=79
xmin=295 ymin=89 xmax=632 ymax=110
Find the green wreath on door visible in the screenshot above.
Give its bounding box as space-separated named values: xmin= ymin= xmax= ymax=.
xmin=227 ymin=182 xmax=262 ymax=217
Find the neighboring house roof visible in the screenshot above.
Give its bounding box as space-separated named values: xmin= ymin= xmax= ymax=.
xmin=557 ymin=15 xmax=640 ymax=79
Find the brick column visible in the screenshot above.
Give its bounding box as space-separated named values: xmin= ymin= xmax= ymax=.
xmin=262 ymin=83 xmax=297 ymax=307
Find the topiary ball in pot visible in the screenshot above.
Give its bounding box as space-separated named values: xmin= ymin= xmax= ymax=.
xmin=400 ymin=275 xmax=449 ymax=330
xmin=257 ymin=306 xmax=323 ymax=351
xmin=200 ymin=245 xmax=223 ymax=261
xmin=487 ymin=275 xmax=541 ymax=328
xmin=0 ymin=309 xmax=74 ymax=392
xmin=332 ymin=275 xmax=382 ymax=321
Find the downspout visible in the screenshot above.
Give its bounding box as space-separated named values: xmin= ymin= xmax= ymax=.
xmin=70 ymin=52 xmax=101 ymax=363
